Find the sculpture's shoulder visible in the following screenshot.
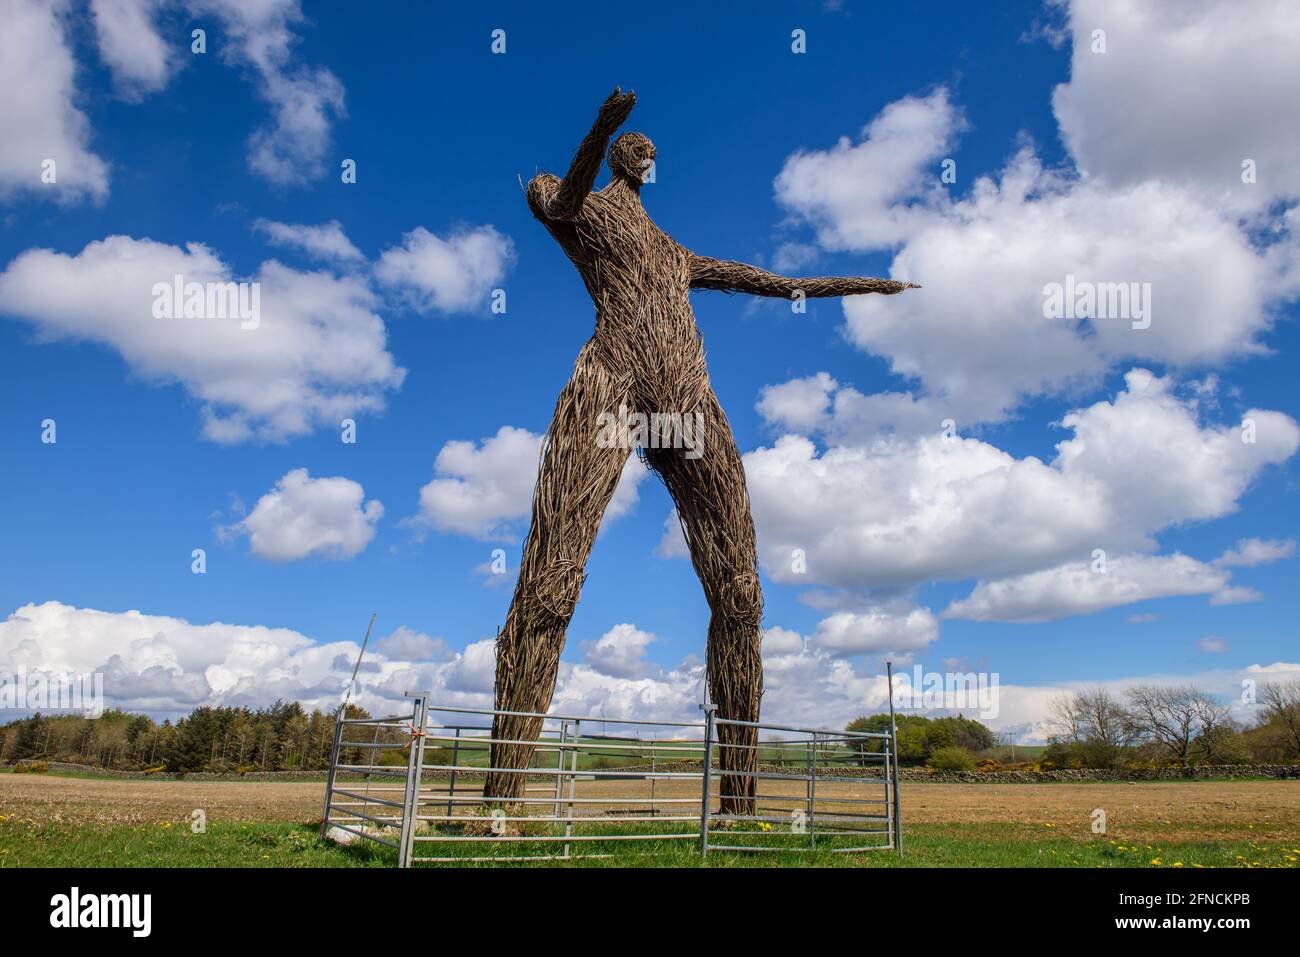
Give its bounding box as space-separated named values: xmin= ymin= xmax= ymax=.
xmin=526 ymin=172 xmax=562 ymax=218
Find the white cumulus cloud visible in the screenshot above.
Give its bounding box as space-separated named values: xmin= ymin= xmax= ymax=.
xmin=774 ymin=3 xmax=1300 ymax=429
xmin=7 ymin=602 xmax=1296 ymax=743
xmin=189 ymin=0 xmax=346 ymax=184
xmin=0 ymin=601 xmax=496 ymax=719
xmin=581 ymin=623 xmax=657 ymax=679
xmin=755 ymin=372 xmax=838 ymax=434
xmin=372 ymin=626 xmax=446 ymax=662
xmin=775 ymin=87 xmax=964 ymax=250
xmin=744 ymin=369 xmax=1298 ymax=598
xmin=415 ymin=426 xmax=646 ymax=540
xmin=1214 ymin=537 xmax=1296 ymax=568
xmin=1052 ymin=0 xmax=1300 ymax=213
xmin=0 ymin=0 xmax=110 ymax=203
xmin=810 ymin=607 xmax=940 ymax=656
xmin=226 ymin=469 xmax=383 ymax=561
xmin=375 ymin=225 xmax=516 ymax=315
xmin=253 ymin=219 xmax=363 ymax=264
xmin=0 ymin=235 xmax=406 ymax=443
xmin=90 ymin=0 xmax=176 ymax=99
xmin=943 ymin=553 xmax=1230 ymax=623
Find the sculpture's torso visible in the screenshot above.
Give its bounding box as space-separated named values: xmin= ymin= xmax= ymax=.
xmin=528 ymin=174 xmax=709 ymax=414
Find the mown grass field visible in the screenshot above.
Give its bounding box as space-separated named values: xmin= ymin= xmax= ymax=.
xmin=1 ymin=770 xmax=1296 ymax=868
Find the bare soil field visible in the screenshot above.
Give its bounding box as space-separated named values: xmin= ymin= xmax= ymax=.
xmin=2 ymin=773 xmax=1297 ymax=844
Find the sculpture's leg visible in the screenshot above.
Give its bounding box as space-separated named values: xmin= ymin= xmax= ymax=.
xmin=646 ymin=388 xmax=763 ymax=818
xmin=483 ymin=340 xmax=632 ymax=804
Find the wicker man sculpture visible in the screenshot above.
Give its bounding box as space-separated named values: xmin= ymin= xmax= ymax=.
xmin=484 ymin=89 xmax=917 ymax=813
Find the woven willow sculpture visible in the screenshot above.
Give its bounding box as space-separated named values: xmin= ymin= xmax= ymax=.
xmin=485 ymin=89 xmax=916 ymax=814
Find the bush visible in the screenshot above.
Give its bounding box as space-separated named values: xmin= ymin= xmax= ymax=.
xmin=1041 ymin=740 xmax=1075 ymax=770
xmin=928 ymin=747 xmax=976 ymax=771
xmin=1077 ymin=739 xmax=1122 ymax=769
xmin=845 ymin=713 xmax=995 ymax=766
xmin=1196 ymin=726 xmax=1252 ymax=765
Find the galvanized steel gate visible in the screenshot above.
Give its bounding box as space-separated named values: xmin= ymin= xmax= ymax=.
xmin=321 ymin=694 xmax=902 ymax=866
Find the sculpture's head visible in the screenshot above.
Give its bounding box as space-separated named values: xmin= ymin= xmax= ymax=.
xmin=608 ymin=132 xmax=655 ymax=186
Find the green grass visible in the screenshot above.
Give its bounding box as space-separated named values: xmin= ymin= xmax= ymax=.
xmin=399 ymin=819 xmax=1300 ymax=868
xmin=0 ymin=819 xmax=390 ymax=867
xmin=3 ymin=816 xmax=1296 ymax=868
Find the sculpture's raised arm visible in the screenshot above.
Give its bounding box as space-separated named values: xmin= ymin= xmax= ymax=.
xmin=689 ymin=254 xmax=919 ymax=297
xmin=534 ymin=87 xmax=636 ymax=221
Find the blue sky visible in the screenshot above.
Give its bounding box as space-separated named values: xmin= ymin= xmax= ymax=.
xmin=1 ymin=0 xmax=1297 ymax=738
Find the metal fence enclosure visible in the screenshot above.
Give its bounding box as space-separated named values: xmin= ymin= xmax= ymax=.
xmin=318 ymin=703 xmax=421 ymax=853
xmin=701 ymin=710 xmax=898 ymax=855
xmin=321 ymin=694 xmax=902 ymax=866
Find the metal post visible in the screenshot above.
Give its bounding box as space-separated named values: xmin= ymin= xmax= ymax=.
xmin=552 ymin=719 xmax=568 ymax=818
xmin=564 ymin=719 xmax=579 ymax=859
xmin=445 ymin=727 xmax=461 ymax=825
xmin=361 ymin=721 xmax=380 ymax=805
xmin=886 ymin=661 xmax=903 ymax=857
xmin=319 ymin=718 xmax=345 ymax=839
xmin=398 ymin=694 xmax=428 ymax=868
xmin=882 ymin=721 xmax=894 ymax=851
xmin=809 ymin=731 xmax=819 ymax=850
xmin=804 ymin=733 xmax=813 ymax=837
xmin=339 ymin=613 xmax=376 ymax=718
xmin=414 ymin=698 xmax=429 ymax=851
xmin=699 ymin=704 xmax=717 ymax=857
xmin=649 ymin=740 xmax=657 ymax=817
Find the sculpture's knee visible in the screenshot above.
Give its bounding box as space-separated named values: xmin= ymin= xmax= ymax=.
xmin=713 ymin=570 xmax=763 ymax=629
xmin=523 ymin=558 xmax=586 ymax=625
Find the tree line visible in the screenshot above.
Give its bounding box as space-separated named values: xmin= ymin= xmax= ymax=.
xmin=842 ymin=679 xmax=1300 ymax=771
xmin=0 ymin=701 xmax=379 ymax=773
xmin=1043 ymin=680 xmax=1300 ymax=768
xmin=5 ymin=680 xmax=1298 ymax=774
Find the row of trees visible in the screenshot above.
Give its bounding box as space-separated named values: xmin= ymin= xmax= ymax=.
xmin=0 ymin=701 xmax=376 ymax=773
xmin=837 ymin=680 xmax=1300 ymax=771
xmin=8 ymin=681 xmax=1298 ymax=774
xmin=1046 ymin=680 xmax=1300 ymax=768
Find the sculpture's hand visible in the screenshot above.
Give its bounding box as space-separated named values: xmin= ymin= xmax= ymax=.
xmin=873 ymin=280 xmax=921 ymax=295
xmin=596 ymin=87 xmax=636 ymax=134
xmin=689 ymin=254 xmax=921 ymax=298
xmin=539 ymin=88 xmax=637 ymax=221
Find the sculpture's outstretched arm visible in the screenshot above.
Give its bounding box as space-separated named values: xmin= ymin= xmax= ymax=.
xmin=689 ymin=254 xmax=919 ymax=297
xmin=540 ymin=87 xmax=636 ymax=221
